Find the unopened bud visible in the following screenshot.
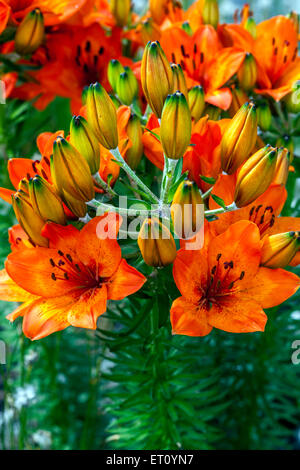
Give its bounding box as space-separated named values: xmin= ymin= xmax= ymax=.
xmin=171 ymin=63 xmax=188 ymax=102
xmin=221 ymin=102 xmax=257 ymax=174
xmin=287 ymin=11 xmax=299 ymax=35
xmin=110 ymin=0 xmax=131 ymax=27
xmin=138 ymin=217 xmax=177 ymax=267
xmin=284 ymin=81 xmax=300 ymax=114
xmin=171 ymin=180 xmax=203 ymax=239
xmin=257 ymin=102 xmax=272 ymax=131
xmin=15 ymin=8 xmax=44 ymax=55
xmin=234 ymin=145 xmax=277 ymax=207
xmin=181 ymin=21 xmax=193 ymax=36
xmin=188 ymin=85 xmax=205 ymax=122
xmin=70 ymin=115 xmax=100 ymax=175
xmin=140 ymin=18 xmax=161 ymax=45
xmin=276 ymin=135 xmax=294 ymax=162
xmin=12 ymin=191 xmax=48 ymax=247
xmin=273 ymin=147 xmax=290 ymax=186
xmin=237 ymin=53 xmax=257 ymax=91
xmin=160 ymin=91 xmax=192 ymax=160
xmin=116 ymin=67 xmax=138 ymax=105
xmin=86 ymin=82 xmax=118 ymax=149
xmin=28 ymin=175 xmax=66 ymax=225
xmin=141 ymin=41 xmax=173 ymax=118
xmin=108 ymin=59 xmax=125 ymax=92
xmin=202 ymin=0 xmax=219 ymax=29
xmin=52 ymin=137 xmax=95 ymax=203
xmin=205 ymin=105 xmax=221 ymax=121
xmin=229 ymin=86 xmax=248 ymax=117
xmin=244 ymin=17 xmax=257 ymax=38
xmin=124 ymin=114 xmax=143 ymax=170
xmin=261 ymin=231 xmax=300 ymax=268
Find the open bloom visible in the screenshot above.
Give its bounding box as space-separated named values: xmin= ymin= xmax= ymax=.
xmin=0 ymin=214 xmax=146 ymax=340
xmin=210 ymin=175 xmax=300 ymax=267
xmin=171 ymin=220 xmax=299 ymax=336
xmin=221 ymin=16 xmax=300 ymax=101
xmin=160 ymin=24 xmax=246 ymax=109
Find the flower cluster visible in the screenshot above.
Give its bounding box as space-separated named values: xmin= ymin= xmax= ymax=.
xmin=0 ymin=0 xmax=299 ymax=341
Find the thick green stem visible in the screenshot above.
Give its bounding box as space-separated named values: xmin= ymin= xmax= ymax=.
xmin=110 ymin=147 xmax=159 ymax=203
xmin=88 ymin=199 xmax=155 ymax=217
xmin=93 ymin=173 xmax=117 ymax=198
xmin=205 ymin=202 xmax=237 ymax=216
xmin=160 ymin=157 xmax=177 ymax=205
xmin=202 ymin=187 xmax=213 ymax=200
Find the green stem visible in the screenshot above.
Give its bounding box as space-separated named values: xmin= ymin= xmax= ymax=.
xmin=93 ymin=173 xmax=117 ymax=198
xmin=110 ymin=147 xmax=159 ymax=203
xmin=202 ymin=187 xmax=213 ymax=200
xmin=88 ymin=200 xmax=156 ymax=217
xmin=274 ymin=101 xmax=288 ymax=131
xmin=205 ymin=202 xmax=237 ymax=216
xmin=160 ymin=157 xmax=177 ymax=205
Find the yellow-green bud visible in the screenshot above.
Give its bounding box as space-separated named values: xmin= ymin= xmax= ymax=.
xmin=70 ymin=115 xmax=101 ymax=175
xmin=221 ymin=102 xmax=257 ymax=175
xmin=14 ymin=8 xmax=44 ymax=55
xmin=86 ymin=82 xmax=119 ymax=149
xmin=202 ymin=0 xmax=219 ymax=29
xmin=237 ymin=53 xmax=257 ymax=91
xmin=141 ymin=41 xmax=173 ymax=118
xmin=160 ymin=91 xmax=192 ymax=160
xmin=234 ymin=145 xmax=277 ymax=207
xmin=116 ymin=67 xmax=138 ymax=106
xmin=188 ymin=85 xmax=205 ymax=122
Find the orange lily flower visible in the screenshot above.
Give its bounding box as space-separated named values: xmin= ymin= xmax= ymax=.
xmin=12 ymin=23 xmax=129 ymax=113
xmin=0 ymin=213 xmax=146 ymax=340
xmin=210 ymin=174 xmax=300 ymax=266
xmin=171 ymin=220 xmax=299 ymax=336
xmin=221 ymin=16 xmax=300 ymax=101
xmin=159 ymin=24 xmax=246 ymax=109
xmin=2 ymin=0 xmax=90 ymax=26
xmin=0 ymin=0 xmax=10 ymax=33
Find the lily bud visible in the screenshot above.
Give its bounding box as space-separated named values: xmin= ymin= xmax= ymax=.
xmin=287 ymin=11 xmax=299 ymax=35
xmin=261 ymin=231 xmax=300 ymax=269
xmin=160 ymin=91 xmax=191 ymax=160
xmin=125 ymin=114 xmax=143 ymax=170
xmin=244 ymin=18 xmax=257 ymax=39
xmin=108 ymin=59 xmax=125 ymax=92
xmin=181 ymin=21 xmax=193 ymax=36
xmin=237 ymin=53 xmax=257 ymax=91
xmin=12 ymin=191 xmax=48 ymax=247
xmin=52 ymin=137 xmax=95 ymax=203
xmin=272 ymin=147 xmax=290 ymax=186
xmin=141 ymin=41 xmax=173 ymax=118
xmin=221 ymin=102 xmax=257 ymax=175
xmin=18 ymin=177 xmax=30 ymax=193
xmin=62 ymin=191 xmax=87 ymax=219
xmin=171 ymin=180 xmax=203 ymax=239
xmin=149 ymin=0 xmax=168 ymax=25
xmin=202 ymin=0 xmax=219 ymax=29
xmin=138 ymin=218 xmax=177 ymax=267
xmin=229 ymin=86 xmax=248 ymax=117
xmin=284 ymin=81 xmax=300 ymax=114
xmin=276 ymin=135 xmax=294 ymax=162
xmin=188 ymin=85 xmax=205 ymax=122
xmin=70 ymin=115 xmax=100 ymax=175
xmin=116 ymin=68 xmax=138 ymax=105
xmin=257 ymin=102 xmax=272 ymax=131
xmin=110 ymin=0 xmax=131 ymax=27
xmin=171 ymin=63 xmax=188 ymax=101
xmin=234 ymin=146 xmax=277 ymax=207
xmin=86 ymin=82 xmax=118 ymax=149
xmin=14 ymin=8 xmax=44 ymax=55
xmin=140 ymin=18 xmax=161 ymax=45
xmin=28 ymin=175 xmax=66 ymax=225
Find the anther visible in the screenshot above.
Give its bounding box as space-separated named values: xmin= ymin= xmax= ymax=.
xmin=51 ymin=273 xmax=57 ymax=281
xmin=49 ymin=258 xmax=55 ymax=267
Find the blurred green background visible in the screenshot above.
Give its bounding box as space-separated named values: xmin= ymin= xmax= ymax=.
xmin=0 ymin=0 xmax=300 ymax=450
